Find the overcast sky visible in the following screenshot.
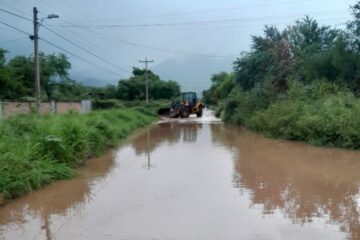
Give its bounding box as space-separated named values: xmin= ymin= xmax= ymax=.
xmin=0 ymin=0 xmax=358 ymax=87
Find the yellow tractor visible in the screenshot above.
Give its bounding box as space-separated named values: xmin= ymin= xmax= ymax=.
xmin=169 ymin=92 xmax=203 ymax=118
xmin=157 ymin=92 xmax=204 ymax=118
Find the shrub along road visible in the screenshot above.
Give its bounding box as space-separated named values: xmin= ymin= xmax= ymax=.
xmin=0 ymin=107 xmax=156 ymax=201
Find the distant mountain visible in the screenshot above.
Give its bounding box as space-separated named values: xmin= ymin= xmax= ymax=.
xmin=152 ymin=57 xmax=234 ymax=95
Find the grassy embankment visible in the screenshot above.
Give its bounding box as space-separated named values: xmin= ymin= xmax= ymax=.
xmin=0 ymin=104 xmax=160 ymax=201
xmin=202 ymin=4 xmax=360 ymax=150
xmin=221 ymin=81 xmax=360 ymax=149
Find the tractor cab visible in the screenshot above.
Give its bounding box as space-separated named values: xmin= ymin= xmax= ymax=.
xmin=182 ymin=92 xmax=197 ymax=108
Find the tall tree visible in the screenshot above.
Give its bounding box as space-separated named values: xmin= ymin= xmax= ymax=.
xmin=117 ymin=67 xmax=180 ymax=100
xmin=6 ymin=53 xmax=71 ymax=100
xmin=0 ymin=49 xmax=27 ymax=99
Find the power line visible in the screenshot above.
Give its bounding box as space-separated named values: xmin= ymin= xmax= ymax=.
xmin=0 ymin=25 xmax=27 ymax=34
xmin=0 ymin=20 xmax=31 ymax=36
xmin=57 ymin=0 xmax=134 ymax=64
xmin=113 ymin=16 xmax=348 ymax=31
xmin=0 ymin=9 xmax=130 ymax=73
xmin=1 ymin=6 xmax=347 ymax=37
xmin=35 ymin=1 xmax=83 ymax=24
xmin=61 ymin=28 xmax=135 ymax=71
xmin=0 ymin=3 xmax=32 ymax=18
xmin=52 ymin=9 xmax=348 ymax=29
xmin=0 ymin=8 xmax=32 ymax=22
xmin=0 ymin=18 xmax=125 ymax=77
xmin=53 ymin=26 xmax=115 ymax=60
xmin=42 ymin=25 xmax=130 ymax=73
xmin=38 ymin=0 xmax=58 ymax=11
xmin=2 ymin=4 xmax=130 ymax=74
xmin=0 ymin=7 xmax=129 ymax=74
xmin=0 ymin=37 xmax=27 ymax=44
xmin=13 ymin=0 xmax=34 ymax=10
xmin=68 ymin=0 xmax=312 ymax=23
xmin=40 ymin=38 xmax=125 ymax=77
xmin=62 ymin=0 xmax=97 ymax=22
xmin=68 ymin=26 xmax=236 ymax=58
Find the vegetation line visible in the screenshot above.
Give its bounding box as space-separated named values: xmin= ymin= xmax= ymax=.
xmin=0 ymin=106 xmax=157 ymax=202
xmin=203 ymin=2 xmax=360 ymax=150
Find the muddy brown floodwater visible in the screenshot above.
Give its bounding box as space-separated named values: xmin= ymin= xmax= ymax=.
xmin=1 ymin=110 xmax=360 ymax=240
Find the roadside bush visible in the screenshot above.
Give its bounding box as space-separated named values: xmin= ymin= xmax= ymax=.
xmin=92 ymin=99 xmax=125 ymax=110
xmin=219 ymin=79 xmax=360 ymax=149
xmin=0 ymin=108 xmax=155 ymax=199
xmin=247 ymin=81 xmax=360 ymax=148
xmin=223 ymin=80 xmax=277 ymax=125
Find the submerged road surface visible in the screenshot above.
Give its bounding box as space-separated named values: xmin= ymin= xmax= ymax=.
xmin=1 ymin=110 xmax=360 ymax=240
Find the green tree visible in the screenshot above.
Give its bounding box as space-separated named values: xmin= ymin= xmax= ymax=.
xmin=234 ymin=25 xmax=293 ymax=91
xmin=50 ymin=79 xmax=88 ymax=101
xmin=203 ymin=72 xmax=234 ymax=105
xmin=0 ymin=49 xmax=27 ymax=99
xmin=7 ymin=55 xmax=34 ymax=98
xmin=117 ymin=67 xmax=180 ymax=100
xmin=348 ymin=2 xmax=360 ymax=52
xmin=233 ymin=17 xmax=357 ymax=93
xmin=40 ymin=53 xmax=71 ymax=98
xmin=6 ymin=52 xmax=71 ymax=100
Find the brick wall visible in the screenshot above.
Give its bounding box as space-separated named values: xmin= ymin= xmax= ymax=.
xmin=56 ymin=102 xmax=82 ymax=114
xmin=3 ymin=102 xmax=32 ymax=118
xmin=0 ymin=101 xmax=91 ymax=119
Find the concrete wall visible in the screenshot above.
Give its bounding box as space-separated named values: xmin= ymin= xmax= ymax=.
xmin=0 ymin=101 xmax=91 ymax=120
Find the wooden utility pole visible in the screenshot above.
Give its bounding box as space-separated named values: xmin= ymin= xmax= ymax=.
xmin=33 ymin=7 xmax=40 ymax=108
xmin=31 ymin=8 xmax=59 ymax=111
xmin=139 ymin=57 xmax=154 ymax=104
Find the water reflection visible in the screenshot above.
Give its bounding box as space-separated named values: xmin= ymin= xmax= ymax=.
xmin=131 ymin=122 xmax=203 ymax=155
xmin=211 ymin=125 xmax=360 ymax=240
xmin=132 ymin=122 xmax=203 ymax=170
xmin=144 ymin=128 xmax=155 ymax=170
xmin=0 ymin=151 xmax=115 ymax=240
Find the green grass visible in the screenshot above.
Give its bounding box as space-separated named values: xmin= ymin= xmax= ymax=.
xmin=0 ymin=108 xmax=155 ymax=200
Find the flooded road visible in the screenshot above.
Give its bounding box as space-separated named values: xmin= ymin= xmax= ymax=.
xmin=1 ymin=110 xmax=360 ymax=240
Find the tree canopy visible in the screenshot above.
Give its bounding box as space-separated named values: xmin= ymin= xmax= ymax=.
xmin=0 ymin=51 xmax=80 ymax=100
xmin=0 ymin=51 xmax=181 ymax=102
xmin=226 ymin=6 xmax=360 ymax=96
xmin=116 ymin=67 xmax=180 ymax=101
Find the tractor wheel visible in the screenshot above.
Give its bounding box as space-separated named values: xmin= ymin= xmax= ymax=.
xmin=169 ymin=108 xmax=178 ymax=118
xmin=180 ymin=107 xmax=190 ymax=118
xmin=196 ymin=107 xmax=203 ymax=117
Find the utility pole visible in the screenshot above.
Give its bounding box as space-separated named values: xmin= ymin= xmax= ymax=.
xmin=139 ymin=57 xmax=154 ymax=104
xmin=31 ymin=8 xmax=59 ymax=111
xmin=33 ymin=7 xmax=40 ymax=108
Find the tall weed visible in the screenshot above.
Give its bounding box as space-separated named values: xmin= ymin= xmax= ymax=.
xmin=0 ymin=108 xmax=155 ymax=199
